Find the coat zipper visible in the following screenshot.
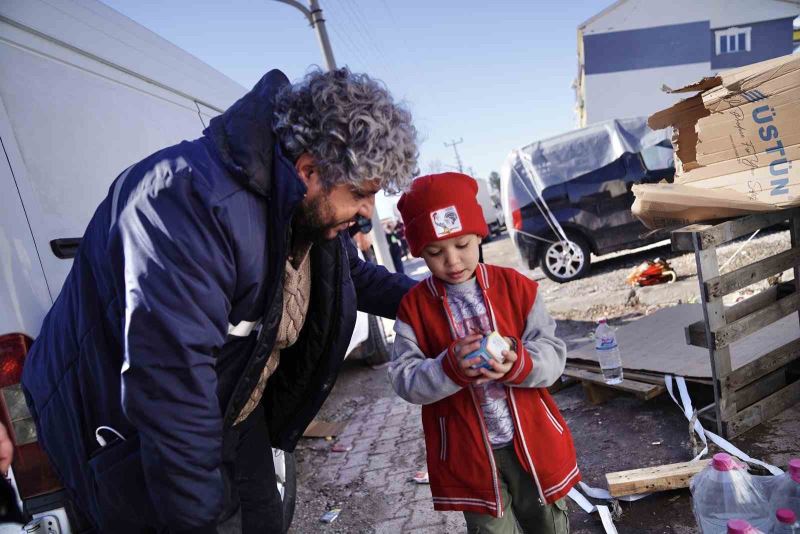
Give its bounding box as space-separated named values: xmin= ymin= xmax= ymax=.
xmin=481 ymin=277 xmax=546 ymax=505
xmin=440 ymin=294 xmax=503 ymax=517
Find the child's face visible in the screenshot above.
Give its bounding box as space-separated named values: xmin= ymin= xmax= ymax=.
xmin=421 ymin=234 xmax=481 ymax=284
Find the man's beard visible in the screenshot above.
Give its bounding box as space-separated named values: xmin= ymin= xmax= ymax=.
xmin=292 ymin=194 xmax=349 ymax=244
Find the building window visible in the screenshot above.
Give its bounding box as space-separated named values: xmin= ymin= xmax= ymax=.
xmin=715 ymin=27 xmax=751 ymax=55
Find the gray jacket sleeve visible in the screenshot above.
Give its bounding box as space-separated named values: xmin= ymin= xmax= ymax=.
xmin=388 ymin=320 xmax=461 ymax=405
xmin=513 ymin=292 xmax=567 ymax=388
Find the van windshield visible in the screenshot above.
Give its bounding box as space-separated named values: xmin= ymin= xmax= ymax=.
xmin=640 ymin=142 xmax=674 ymax=172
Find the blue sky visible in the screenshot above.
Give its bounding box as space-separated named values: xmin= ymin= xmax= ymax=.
xmin=102 ymin=0 xmax=612 ymax=216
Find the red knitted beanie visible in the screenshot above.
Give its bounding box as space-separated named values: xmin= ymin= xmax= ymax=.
xmin=397 ymin=172 xmax=489 ymax=257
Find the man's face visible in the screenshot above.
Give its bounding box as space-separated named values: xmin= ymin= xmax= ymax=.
xmin=420 ymin=234 xmax=481 ymax=284
xmin=293 ymin=154 xmax=380 ymax=242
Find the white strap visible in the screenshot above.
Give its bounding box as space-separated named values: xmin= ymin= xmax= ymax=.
xmin=597 ymin=506 xmax=619 ymax=534
xmin=665 ymin=375 xmax=783 ymax=475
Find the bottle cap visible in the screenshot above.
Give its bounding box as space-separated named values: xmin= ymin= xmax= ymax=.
xmin=712 ymin=453 xmax=738 ymax=471
xmin=727 ymin=519 xmax=752 ymax=534
xmin=789 ymin=458 xmax=800 ymax=483
xmin=777 ymin=508 xmax=797 ymax=524
xmin=598 ymin=318 xmax=607 ymax=324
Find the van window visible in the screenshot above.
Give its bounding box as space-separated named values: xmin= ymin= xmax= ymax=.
xmin=640 ymin=144 xmax=674 ymax=172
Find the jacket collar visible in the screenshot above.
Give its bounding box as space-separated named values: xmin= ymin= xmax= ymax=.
xmin=425 ymin=264 xmax=491 ymax=298
xmin=203 ymin=69 xmax=290 ymax=198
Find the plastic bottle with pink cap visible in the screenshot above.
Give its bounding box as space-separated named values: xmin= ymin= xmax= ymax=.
xmin=770 ymin=459 xmax=800 ymax=520
xmin=770 ymin=509 xmax=798 ymax=533
xmin=727 ymin=519 xmax=764 ymax=534
xmin=691 ymin=453 xmax=771 ymax=533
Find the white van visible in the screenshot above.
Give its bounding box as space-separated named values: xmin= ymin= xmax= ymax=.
xmin=0 ymin=1 xmax=374 ymax=531
xmin=476 ymin=177 xmax=506 ymax=238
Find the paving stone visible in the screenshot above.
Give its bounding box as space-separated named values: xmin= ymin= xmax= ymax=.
xmin=374 ymin=518 xmax=408 ymax=534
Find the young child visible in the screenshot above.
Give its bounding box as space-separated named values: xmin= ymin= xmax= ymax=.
xmin=389 ymin=172 xmax=579 ymax=533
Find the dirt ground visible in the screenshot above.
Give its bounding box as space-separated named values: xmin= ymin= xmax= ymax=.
xmin=289 ymin=229 xmax=800 ymax=534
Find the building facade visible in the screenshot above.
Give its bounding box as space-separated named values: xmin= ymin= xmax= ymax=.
xmin=575 ymin=0 xmax=799 ymax=126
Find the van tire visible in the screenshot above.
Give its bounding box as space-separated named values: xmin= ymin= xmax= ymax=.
xmin=540 ymin=232 xmax=591 ymax=283
xmin=273 ymin=450 xmax=297 ymax=533
xmin=363 ymin=314 xmax=391 ymax=366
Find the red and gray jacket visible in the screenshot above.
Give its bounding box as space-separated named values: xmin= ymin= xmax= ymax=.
xmin=389 ymin=264 xmax=580 ymax=516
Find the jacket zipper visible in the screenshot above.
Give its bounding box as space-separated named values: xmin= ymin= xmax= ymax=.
xmin=481 ymin=278 xmax=546 ymax=505
xmin=440 ymin=294 xmax=503 ymax=517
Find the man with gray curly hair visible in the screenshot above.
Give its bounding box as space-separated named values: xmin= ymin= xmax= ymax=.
xmin=23 ymin=67 xmax=418 ymax=534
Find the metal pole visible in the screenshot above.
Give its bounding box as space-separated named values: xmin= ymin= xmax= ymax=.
xmin=274 ymin=0 xmax=394 ymax=271
xmin=309 ymin=0 xmax=336 ymax=71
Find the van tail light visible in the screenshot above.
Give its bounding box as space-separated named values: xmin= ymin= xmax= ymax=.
xmin=509 ymin=196 xmax=522 ymax=230
xmin=0 ymin=333 xmax=63 ymax=500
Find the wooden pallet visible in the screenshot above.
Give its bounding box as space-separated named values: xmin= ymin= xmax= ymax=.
xmin=672 ymin=209 xmax=800 ymax=438
xmin=563 ymin=367 xmax=666 ymax=405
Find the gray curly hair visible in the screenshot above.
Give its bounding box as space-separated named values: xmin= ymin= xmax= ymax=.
xmin=273 ymin=67 xmax=418 ymax=194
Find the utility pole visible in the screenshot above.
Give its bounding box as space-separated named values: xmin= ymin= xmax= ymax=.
xmin=444 ymin=138 xmax=464 ymax=173
xmin=275 ymin=0 xmax=395 ymax=272
xmin=274 ymin=0 xmax=336 ymax=70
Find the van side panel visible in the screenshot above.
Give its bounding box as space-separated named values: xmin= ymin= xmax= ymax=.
xmin=0 ymin=21 xmax=224 ymax=293
xmin=0 ymin=101 xmax=52 ymax=336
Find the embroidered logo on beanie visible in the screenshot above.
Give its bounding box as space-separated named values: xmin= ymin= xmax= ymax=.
xmin=430 ymin=206 xmax=462 ymax=237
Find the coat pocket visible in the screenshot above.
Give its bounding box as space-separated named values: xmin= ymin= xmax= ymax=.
xmin=540 ymin=398 xmax=564 ymax=435
xmin=88 ymin=433 xmax=157 ymax=523
xmin=438 ymin=416 xmax=448 ymax=462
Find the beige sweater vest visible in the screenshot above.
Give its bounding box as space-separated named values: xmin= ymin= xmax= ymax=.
xmin=235 ymin=243 xmax=312 ymax=425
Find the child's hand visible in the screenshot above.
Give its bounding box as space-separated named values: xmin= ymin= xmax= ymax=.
xmin=453 ymin=334 xmax=485 ymax=378
xmin=475 ymin=347 xmax=518 ymax=385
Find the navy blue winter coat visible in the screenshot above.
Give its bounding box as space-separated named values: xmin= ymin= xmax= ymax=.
xmin=21 ymin=70 xmax=413 ymax=532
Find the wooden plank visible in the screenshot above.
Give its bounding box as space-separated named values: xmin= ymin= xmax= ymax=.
xmin=705 ymin=248 xmax=800 ymax=300
xmin=568 ymin=362 xmax=714 ymax=386
xmin=564 ymin=368 xmax=665 ymax=400
xmin=693 ymin=235 xmax=733 ymax=435
xmin=725 ymin=285 xmax=781 ymax=323
xmin=791 ymin=211 xmax=800 ymax=331
xmin=715 ymin=292 xmax=800 ymax=350
xmin=685 ymin=320 xmax=709 ymax=349
xmin=672 ymin=224 xmax=714 ymax=252
xmin=548 ymin=376 xmax=578 ymax=394
xmin=732 ymin=368 xmax=788 ymax=410
xmin=582 ymin=382 xmax=618 ymax=405
xmin=724 ymin=337 xmax=800 ymax=390
xmin=725 ymin=379 xmax=800 ymax=437
xmin=303 ymin=419 xmax=347 ymax=438
xmin=671 ymin=210 xmax=796 ymax=252
xmin=605 ymin=459 xmax=711 ymax=497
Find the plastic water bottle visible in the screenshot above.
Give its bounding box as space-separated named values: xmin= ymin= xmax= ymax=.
xmin=770 ymin=459 xmax=800 ymax=519
xmin=728 ymin=519 xmax=764 ymax=534
xmin=771 ymin=509 xmax=799 ymax=533
xmin=692 ymin=453 xmax=771 ymax=533
xmin=594 ymin=319 xmax=623 ymax=385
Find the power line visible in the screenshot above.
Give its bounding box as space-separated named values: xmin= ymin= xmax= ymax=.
xmin=444 ymin=138 xmax=465 ymax=173
xmin=342 ymin=0 xmax=391 ymax=63
xmin=332 ymin=0 xmax=390 ymax=67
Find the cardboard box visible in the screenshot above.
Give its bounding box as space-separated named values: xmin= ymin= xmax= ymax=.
xmin=635 ymin=53 xmax=800 ymax=228
xmin=631 ymin=183 xmax=773 ymax=229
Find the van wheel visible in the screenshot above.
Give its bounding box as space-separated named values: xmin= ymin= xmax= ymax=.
xmin=363 ymin=314 xmax=391 ymax=366
xmin=540 ymin=233 xmax=591 ymax=283
xmin=273 ymin=449 xmax=297 ymax=533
